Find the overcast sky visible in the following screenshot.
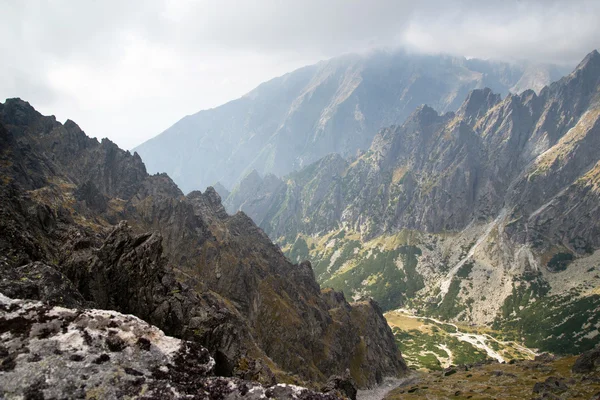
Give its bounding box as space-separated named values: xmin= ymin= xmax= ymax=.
xmin=2 ymin=0 xmax=599 ymax=150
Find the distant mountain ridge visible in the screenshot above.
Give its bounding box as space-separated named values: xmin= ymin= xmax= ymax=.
xmin=224 ymin=50 xmax=600 ymax=356
xmin=134 ymin=49 xmax=569 ymax=193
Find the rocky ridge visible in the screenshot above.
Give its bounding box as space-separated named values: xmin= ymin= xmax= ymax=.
xmin=134 ymin=50 xmax=568 ymax=192
xmin=224 ymin=50 xmax=600 ymax=355
xmin=0 ymin=98 xmax=406 ymax=391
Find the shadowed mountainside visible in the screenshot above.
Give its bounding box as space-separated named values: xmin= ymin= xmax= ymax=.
xmin=0 ymin=98 xmax=406 ymax=388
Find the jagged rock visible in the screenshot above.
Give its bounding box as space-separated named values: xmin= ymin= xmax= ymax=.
xmin=572 ymin=347 xmax=600 ymax=374
xmin=321 ymin=370 xmax=357 ymax=400
xmin=60 ymin=221 xmax=261 ymax=380
xmin=220 ymin=51 xmax=600 ymax=353
xmin=0 ymin=261 xmax=85 ymax=308
xmin=0 ymin=294 xmax=341 ymax=399
xmin=457 ymin=87 xmax=502 ymax=125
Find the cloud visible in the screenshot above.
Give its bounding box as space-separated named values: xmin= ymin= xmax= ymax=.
xmin=0 ymin=0 xmax=599 ymax=149
xmin=400 ymin=0 xmax=600 ymax=65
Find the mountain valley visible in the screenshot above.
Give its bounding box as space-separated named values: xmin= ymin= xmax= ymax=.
xmin=224 ymin=50 xmax=600 ymax=363
xmin=5 ymin=1 xmax=600 ymax=398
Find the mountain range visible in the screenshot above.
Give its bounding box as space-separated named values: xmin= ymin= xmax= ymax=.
xmin=3 ymin=45 xmax=600 ymax=399
xmin=223 ymin=50 xmax=600 ymax=356
xmin=134 ymin=49 xmax=569 ymax=193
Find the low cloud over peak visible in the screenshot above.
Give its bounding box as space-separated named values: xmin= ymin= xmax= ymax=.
xmin=1 ymin=0 xmax=598 ymax=149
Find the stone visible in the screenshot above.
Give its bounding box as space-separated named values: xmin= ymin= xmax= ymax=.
xmin=321 ymin=370 xmax=358 ymax=400
xmin=532 ymin=376 xmax=569 ymax=394
xmin=443 ymin=368 xmax=457 ymax=377
xmin=572 ymin=347 xmax=600 ymax=374
xmin=0 ymin=293 xmax=341 ymax=400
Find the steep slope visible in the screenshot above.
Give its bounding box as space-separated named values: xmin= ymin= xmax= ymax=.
xmin=134 ymin=50 xmax=569 ymax=193
xmin=226 ymin=50 xmax=600 ymax=355
xmin=0 ymin=98 xmax=406 ymax=388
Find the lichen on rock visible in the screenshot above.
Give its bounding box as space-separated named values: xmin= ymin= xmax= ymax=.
xmin=0 ymin=293 xmax=343 ymax=399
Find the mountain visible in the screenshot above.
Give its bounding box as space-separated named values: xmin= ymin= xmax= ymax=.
xmin=0 ymin=98 xmax=407 ymax=390
xmin=134 ymin=49 xmax=569 ymax=193
xmin=225 ymin=50 xmax=600 ymax=355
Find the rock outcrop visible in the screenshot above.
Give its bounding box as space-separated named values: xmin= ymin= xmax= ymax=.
xmin=572 ymin=347 xmax=600 ymax=374
xmin=0 ymin=293 xmax=343 ymax=399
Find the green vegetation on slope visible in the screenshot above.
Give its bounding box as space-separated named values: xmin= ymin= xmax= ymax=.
xmin=496 ymin=289 xmax=600 ymax=355
xmin=284 ymin=229 xmax=425 ymax=311
xmin=323 ymin=245 xmax=423 ymax=311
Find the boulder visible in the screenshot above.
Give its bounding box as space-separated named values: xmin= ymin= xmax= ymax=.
xmin=572 ymin=347 xmax=600 ymax=374
xmin=0 ymin=293 xmax=341 ymax=399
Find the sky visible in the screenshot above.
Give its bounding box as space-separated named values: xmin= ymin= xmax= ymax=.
xmin=1 ymin=0 xmax=600 ymax=150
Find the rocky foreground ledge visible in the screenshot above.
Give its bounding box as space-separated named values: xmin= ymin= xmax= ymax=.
xmin=0 ymin=293 xmax=348 ymax=399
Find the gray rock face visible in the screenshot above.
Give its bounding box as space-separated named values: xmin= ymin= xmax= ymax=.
xmin=60 ymin=221 xmax=258 ymax=379
xmin=0 ymin=294 xmax=342 ymax=399
xmin=134 ymin=50 xmax=569 ymax=193
xmin=321 ymin=371 xmax=357 ymax=400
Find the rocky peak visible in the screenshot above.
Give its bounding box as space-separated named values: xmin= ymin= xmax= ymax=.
xmin=203 ymin=186 xmax=229 ymax=219
xmin=0 ymin=98 xmax=43 ymax=127
xmin=63 ymin=118 xmax=85 ymax=135
xmin=223 ymin=170 xmax=286 ymax=218
xmin=409 ymin=104 xmax=441 ymax=126
xmin=134 ymin=50 xmax=566 ymax=192
xmin=187 ymin=188 xmax=229 ymax=223
xmin=574 ymin=49 xmax=600 ymax=74
xmin=457 ymin=88 xmax=502 ymax=125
